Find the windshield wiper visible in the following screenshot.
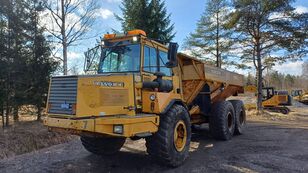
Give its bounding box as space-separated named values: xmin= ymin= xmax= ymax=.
xmin=100 ymin=41 xmax=123 ymax=63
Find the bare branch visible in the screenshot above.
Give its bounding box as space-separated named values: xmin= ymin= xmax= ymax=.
xmin=44 ymin=0 xmax=99 ymax=75
xmin=44 ymin=27 xmax=62 ymax=40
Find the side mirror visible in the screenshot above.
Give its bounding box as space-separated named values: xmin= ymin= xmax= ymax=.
xmin=166 ymin=42 xmax=178 ymax=68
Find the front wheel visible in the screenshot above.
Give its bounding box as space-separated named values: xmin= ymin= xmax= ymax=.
xmin=146 ymin=104 xmax=191 ymax=167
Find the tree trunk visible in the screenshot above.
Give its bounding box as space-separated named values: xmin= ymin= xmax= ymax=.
xmin=6 ymin=2 xmax=12 ymax=127
xmin=62 ymin=41 xmax=67 ymax=75
xmin=13 ymin=105 xmax=18 ymax=122
xmin=256 ymin=41 xmax=263 ymax=114
xmin=37 ymin=105 xmax=42 ymax=121
xmin=256 ymin=67 xmax=263 ymax=113
xmin=216 ymin=11 xmax=220 ymax=68
xmin=61 ymin=0 xmax=68 ymax=75
xmin=5 ymin=102 xmax=9 ymax=126
xmin=1 ymin=103 xmax=4 ymax=128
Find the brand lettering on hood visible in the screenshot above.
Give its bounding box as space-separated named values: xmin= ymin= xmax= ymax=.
xmin=93 ymin=81 xmax=125 ymax=87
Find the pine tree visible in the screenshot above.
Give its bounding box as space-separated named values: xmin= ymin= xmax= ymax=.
xmin=116 ymin=0 xmax=148 ymax=32
xmin=0 ymin=0 xmax=58 ymax=125
xmin=147 ymin=0 xmax=175 ymax=42
xmin=0 ymin=15 xmax=6 ymax=127
xmin=285 ymin=74 xmax=295 ymax=89
xmin=246 ymin=73 xmax=254 ymax=85
xmin=228 ymin=0 xmax=308 ymax=112
xmin=116 ymin=0 xmax=175 ymax=42
xmin=27 ymin=0 xmax=58 ymax=121
xmin=0 ymin=0 xmax=30 ymax=123
xmin=184 ymin=0 xmax=233 ymax=68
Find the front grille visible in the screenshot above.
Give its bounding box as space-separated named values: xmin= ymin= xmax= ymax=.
xmin=48 ymin=76 xmax=78 ymax=115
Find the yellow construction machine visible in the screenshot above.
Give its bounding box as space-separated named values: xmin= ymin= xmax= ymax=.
xmin=291 ymin=89 xmax=308 ymax=105
xmin=44 ymin=30 xmax=245 ymax=167
xmin=244 ymin=85 xmax=290 ymax=114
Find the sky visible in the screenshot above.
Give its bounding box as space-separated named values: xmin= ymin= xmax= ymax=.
xmin=61 ymin=0 xmax=308 ymax=76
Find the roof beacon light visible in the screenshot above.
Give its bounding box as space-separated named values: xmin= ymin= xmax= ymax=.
xmin=127 ymin=29 xmax=146 ymax=36
xmin=103 ymin=29 xmax=146 ymax=40
xmin=103 ymin=33 xmax=116 ymax=39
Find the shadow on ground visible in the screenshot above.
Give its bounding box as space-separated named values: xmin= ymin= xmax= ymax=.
xmin=50 ymin=127 xmax=215 ymax=173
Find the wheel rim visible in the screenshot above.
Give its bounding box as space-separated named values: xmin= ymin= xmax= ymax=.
xmin=281 ymin=109 xmax=287 ymax=114
xmin=227 ymin=112 xmax=233 ymax=131
xmin=173 ymin=120 xmax=187 ymax=152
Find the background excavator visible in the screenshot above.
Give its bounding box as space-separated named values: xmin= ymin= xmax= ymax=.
xmin=244 ymin=85 xmax=291 ymax=114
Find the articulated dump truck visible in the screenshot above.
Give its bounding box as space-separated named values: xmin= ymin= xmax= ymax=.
xmin=45 ymin=30 xmax=245 ymax=167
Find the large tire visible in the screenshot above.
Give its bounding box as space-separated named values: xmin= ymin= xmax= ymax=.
xmin=80 ymin=136 xmax=126 ymax=155
xmin=145 ymin=104 xmax=191 ymax=167
xmin=209 ymin=101 xmax=235 ymax=140
xmin=229 ymin=100 xmax=246 ymax=135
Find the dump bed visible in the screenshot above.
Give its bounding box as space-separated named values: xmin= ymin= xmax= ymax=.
xmin=178 ymin=53 xmax=244 ymax=87
xmin=203 ymin=64 xmax=244 ymax=86
xmin=177 ymin=53 xmax=244 ymax=104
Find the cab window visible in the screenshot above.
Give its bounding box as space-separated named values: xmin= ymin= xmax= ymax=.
xmin=143 ymin=46 xmax=171 ymax=76
xmin=159 ymin=51 xmax=172 ymax=76
xmin=143 ymin=46 xmax=157 ymax=73
xmin=99 ymin=44 xmax=140 ymax=73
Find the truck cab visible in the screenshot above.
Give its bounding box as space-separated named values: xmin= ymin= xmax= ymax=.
xmin=46 ymin=30 xmax=181 ymax=136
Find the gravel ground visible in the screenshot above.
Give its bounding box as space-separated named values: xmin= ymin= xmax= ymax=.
xmin=0 ymin=107 xmax=308 ymax=173
xmin=0 ymin=121 xmax=75 ymax=159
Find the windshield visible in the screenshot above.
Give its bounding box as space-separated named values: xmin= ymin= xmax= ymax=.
xmin=98 ymin=44 xmax=140 ymax=73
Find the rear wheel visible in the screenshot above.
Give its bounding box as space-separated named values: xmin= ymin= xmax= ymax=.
xmin=209 ymin=101 xmax=235 ymax=140
xmin=80 ymin=136 xmax=126 ymax=155
xmin=145 ymin=104 xmax=191 ymax=167
xmin=229 ymin=100 xmax=246 ymax=135
xmin=280 ymin=107 xmax=289 ymax=114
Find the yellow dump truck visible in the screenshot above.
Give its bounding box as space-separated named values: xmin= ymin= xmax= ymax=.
xmin=45 ymin=30 xmax=245 ymax=167
xmin=291 ymin=89 xmax=308 ymax=105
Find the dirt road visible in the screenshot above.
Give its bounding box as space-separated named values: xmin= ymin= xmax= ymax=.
xmin=1 ymin=107 xmax=308 ymax=173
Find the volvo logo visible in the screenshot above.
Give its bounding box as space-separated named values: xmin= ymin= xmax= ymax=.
xmin=93 ymin=81 xmax=124 ymax=87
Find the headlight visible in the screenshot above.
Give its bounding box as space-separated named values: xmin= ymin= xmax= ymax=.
xmin=100 ymin=40 xmax=105 ymax=46
xmin=150 ymin=94 xmax=156 ymax=101
xmin=134 ymin=75 xmax=141 ymax=82
xmin=113 ymin=125 xmax=123 ymax=134
xmin=132 ymin=36 xmax=138 ymax=42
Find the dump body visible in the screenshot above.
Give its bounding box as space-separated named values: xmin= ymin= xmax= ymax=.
xmin=177 ymin=53 xmax=244 ymax=115
xmin=178 ymin=53 xmax=243 ymax=86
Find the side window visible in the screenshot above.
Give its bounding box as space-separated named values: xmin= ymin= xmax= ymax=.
xmin=144 ymin=46 xmax=157 ymax=73
xmin=159 ymin=51 xmax=172 ymax=76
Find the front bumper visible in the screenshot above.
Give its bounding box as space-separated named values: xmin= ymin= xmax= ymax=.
xmin=44 ymin=114 xmax=159 ymax=137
